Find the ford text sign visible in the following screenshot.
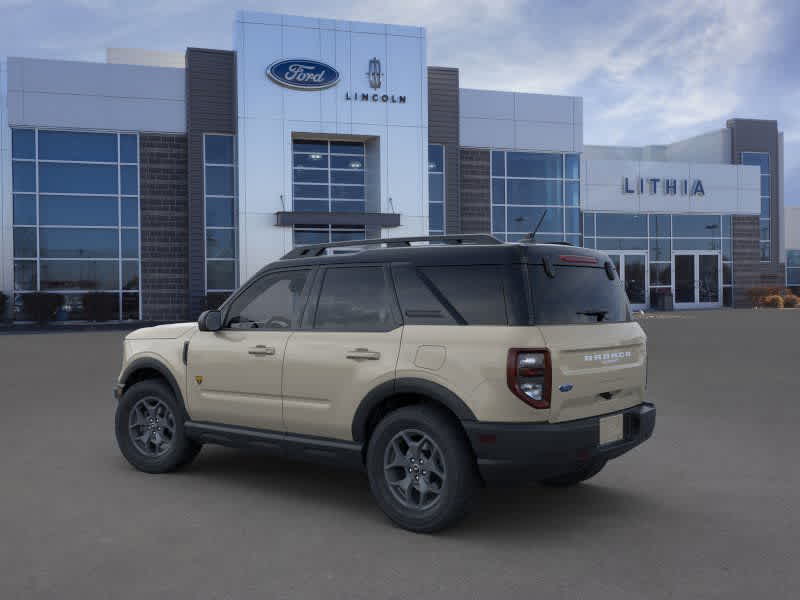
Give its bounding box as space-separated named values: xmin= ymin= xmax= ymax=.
xmin=267 ymin=59 xmax=340 ymax=90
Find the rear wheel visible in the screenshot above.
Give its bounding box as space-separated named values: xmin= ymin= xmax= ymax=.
xmin=366 ymin=405 xmax=478 ymax=533
xmin=539 ymin=460 xmax=607 ymax=487
xmin=115 ymin=379 xmax=201 ymax=474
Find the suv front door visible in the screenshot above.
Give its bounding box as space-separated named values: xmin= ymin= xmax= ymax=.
xmin=187 ymin=268 xmax=313 ymax=431
xmin=282 ymin=265 xmax=402 ymax=440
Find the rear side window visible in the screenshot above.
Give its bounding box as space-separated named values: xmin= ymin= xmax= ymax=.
xmin=529 ymin=265 xmax=631 ymax=324
xmin=419 ymin=266 xmax=508 ymax=325
xmin=314 ymin=266 xmax=396 ymax=330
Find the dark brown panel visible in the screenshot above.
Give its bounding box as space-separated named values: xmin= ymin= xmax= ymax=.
xmin=275 ymin=211 xmax=401 ymax=227
xmin=186 ymin=48 xmax=237 ymax=319
xmin=428 ymin=67 xmax=460 ymax=233
xmin=139 ymin=134 xmax=189 ymax=321
xmin=459 ymin=149 xmax=490 ymax=234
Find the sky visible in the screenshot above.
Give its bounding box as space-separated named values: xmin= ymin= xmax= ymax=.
xmin=1 ymin=0 xmax=798 ymax=205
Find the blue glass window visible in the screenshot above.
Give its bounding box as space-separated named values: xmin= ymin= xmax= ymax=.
xmin=787 ymin=250 xmax=800 ymax=268
xmin=596 ymin=238 xmax=648 ymax=251
xmin=39 ymin=228 xmax=118 ymax=258
xmin=293 ymin=140 xmax=328 ymax=154
xmin=293 ymin=169 xmax=328 ymax=184
xmin=507 ymin=152 xmax=562 ymax=178
xmin=760 ymin=175 xmax=770 ymax=197
xmin=122 ymin=261 xmax=139 ymax=290
xmin=761 ymin=197 xmax=770 ymax=219
xmin=564 ymin=208 xmax=580 ymax=234
xmin=121 ymin=229 xmax=139 ymax=259
xmin=12 ymin=162 xmax=36 ymax=192
xmin=649 ymin=214 xmax=671 ymax=237
xmin=721 ymin=215 xmax=732 ymax=237
xmin=13 ymin=194 xmax=36 ymax=225
xmin=294 ymin=200 xmax=328 ymax=212
xmin=491 ymin=179 xmax=505 ymax=205
xmin=565 ymin=181 xmax=580 ymax=206
xmin=40 ymin=195 xmax=118 ymax=226
xmin=331 ymin=228 xmax=366 ymax=242
xmin=294 ymin=184 xmax=329 ymax=199
xmin=330 ymin=183 xmax=363 ymax=199
xmin=294 ymin=153 xmax=329 ymax=168
xmin=205 ymin=135 xmax=234 ymax=164
xmin=507 ymin=180 xmax=562 ymax=205
xmin=331 ymin=170 xmax=364 ymax=185
xmin=330 ymin=141 xmax=364 ymax=155
xmin=331 ymin=156 xmax=363 ymax=170
xmin=491 ymin=151 xmax=505 ymax=177
xmin=206 ymin=229 xmax=236 ymax=258
xmin=121 ymin=165 xmax=138 ymax=195
xmin=206 ymin=166 xmax=235 ymax=195
xmin=583 ymin=213 xmax=595 ymax=237
xmin=722 ymin=238 xmax=732 ymax=261
xmin=429 ymin=203 xmax=444 ymax=232
xmin=741 ymin=152 xmax=769 ymax=174
xmin=649 ymin=238 xmax=671 ymax=261
xmin=294 ymin=229 xmax=329 ymax=245
xmin=565 ymin=154 xmax=580 ymax=180
xmin=429 ymin=173 xmax=444 ymax=203
xmin=428 ymin=145 xmax=444 ymax=172
xmin=207 ymin=261 xmax=236 ymax=290
xmin=492 ymin=207 xmax=505 ymax=234
xmin=39 ymin=163 xmax=118 ymax=194
xmin=12 ymin=129 xmax=35 ymax=159
xmin=13 ymin=228 xmax=37 ymax=258
xmin=596 ymin=213 xmax=647 ymax=237
xmin=120 ymin=135 xmax=138 ymax=163
xmin=121 ymin=198 xmax=139 ymax=227
xmin=40 ymin=260 xmax=119 ymax=291
xmin=673 ymin=215 xmax=721 ymax=237
xmin=14 ymin=261 xmax=37 ymax=291
xmin=332 ymin=201 xmax=365 ymax=213
xmin=673 ymin=238 xmax=721 ymax=251
xmin=206 ymin=197 xmax=234 ymax=227
xmin=38 ymin=131 xmax=117 ymax=162
xmin=507 ymin=206 xmax=563 ymax=233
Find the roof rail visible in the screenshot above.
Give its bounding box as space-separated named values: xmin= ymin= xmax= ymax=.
xmin=281 ymin=234 xmax=502 ymax=259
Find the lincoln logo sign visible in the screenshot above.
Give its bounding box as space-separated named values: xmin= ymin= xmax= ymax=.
xmin=266 ymin=59 xmax=340 ymax=90
xmin=623 ymin=176 xmax=705 ymax=196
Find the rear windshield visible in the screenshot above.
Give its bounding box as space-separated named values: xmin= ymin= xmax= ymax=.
xmin=529 ymin=265 xmax=631 ymax=325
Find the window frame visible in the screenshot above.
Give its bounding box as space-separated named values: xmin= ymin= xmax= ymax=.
xmin=220 ymin=266 xmax=315 ymax=331
xmin=306 ymin=264 xmax=402 ymax=332
xmin=203 ymin=133 xmax=238 ymax=295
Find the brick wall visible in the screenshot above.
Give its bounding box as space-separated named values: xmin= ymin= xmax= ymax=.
xmin=459 ymin=149 xmax=490 ymax=234
xmin=732 ymin=215 xmax=787 ymax=307
xmin=139 ymin=134 xmax=189 ymax=321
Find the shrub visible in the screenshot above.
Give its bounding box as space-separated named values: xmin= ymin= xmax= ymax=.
xmin=0 ymin=291 xmax=7 ymax=322
xmin=782 ymin=294 xmax=799 ymax=308
xmin=747 ymin=287 xmax=792 ymax=307
xmin=22 ymin=293 xmax=64 ymax=324
xmin=762 ymin=295 xmax=784 ymax=309
xmin=82 ymin=292 xmax=118 ymax=322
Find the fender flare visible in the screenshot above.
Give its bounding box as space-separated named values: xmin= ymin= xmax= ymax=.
xmin=351 ymin=377 xmax=477 ymax=443
xmin=119 ymin=357 xmax=188 ymax=416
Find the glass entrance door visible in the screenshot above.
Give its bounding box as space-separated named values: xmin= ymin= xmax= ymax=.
xmin=672 ymin=252 xmax=721 ymax=309
xmin=608 ymin=252 xmax=648 ymax=310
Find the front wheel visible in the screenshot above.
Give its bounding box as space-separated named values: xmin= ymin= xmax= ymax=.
xmin=366 ymin=405 xmax=479 ymax=533
xmin=114 ymin=379 xmax=201 ymax=474
xmin=539 ymin=460 xmax=607 ymax=487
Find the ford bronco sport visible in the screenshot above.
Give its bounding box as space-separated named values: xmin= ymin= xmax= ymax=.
xmin=114 ymin=235 xmax=655 ymax=533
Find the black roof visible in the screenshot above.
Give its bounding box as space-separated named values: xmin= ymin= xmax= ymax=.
xmin=259 ymin=235 xmax=610 ymax=274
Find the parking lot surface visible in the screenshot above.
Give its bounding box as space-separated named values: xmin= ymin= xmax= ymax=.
xmin=1 ymin=309 xmax=799 ymax=599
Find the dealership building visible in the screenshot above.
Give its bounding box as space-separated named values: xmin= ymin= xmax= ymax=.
xmin=0 ymin=10 xmax=795 ymax=321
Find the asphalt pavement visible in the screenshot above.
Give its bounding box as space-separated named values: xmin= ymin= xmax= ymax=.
xmin=1 ymin=308 xmax=798 ymax=599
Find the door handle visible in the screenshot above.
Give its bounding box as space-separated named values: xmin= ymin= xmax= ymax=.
xmin=346 ymin=348 xmax=381 ymax=360
xmin=248 ymin=345 xmax=275 ymax=356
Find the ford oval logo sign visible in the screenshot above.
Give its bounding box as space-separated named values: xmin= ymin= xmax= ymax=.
xmin=267 ymin=59 xmax=340 ymax=90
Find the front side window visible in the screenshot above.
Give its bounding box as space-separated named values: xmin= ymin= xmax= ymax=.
xmin=225 ymin=270 xmax=310 ymax=330
xmin=314 ymin=267 xmax=394 ymax=330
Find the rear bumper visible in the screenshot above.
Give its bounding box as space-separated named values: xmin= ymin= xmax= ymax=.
xmin=463 ymin=403 xmax=655 ymax=483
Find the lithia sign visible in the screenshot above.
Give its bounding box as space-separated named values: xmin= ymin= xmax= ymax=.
xmin=623 ymin=176 xmax=705 ymax=196
xmin=267 ymin=57 xmax=407 ymax=103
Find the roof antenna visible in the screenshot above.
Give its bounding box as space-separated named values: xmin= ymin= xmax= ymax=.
xmin=521 ymin=209 xmax=548 ymax=243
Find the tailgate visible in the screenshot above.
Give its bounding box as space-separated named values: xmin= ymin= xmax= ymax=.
xmin=539 ymin=322 xmax=646 ymax=422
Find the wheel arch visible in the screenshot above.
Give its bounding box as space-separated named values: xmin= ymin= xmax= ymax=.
xmin=352 ymin=378 xmax=477 ymax=445
xmin=119 ymin=358 xmax=188 ymax=417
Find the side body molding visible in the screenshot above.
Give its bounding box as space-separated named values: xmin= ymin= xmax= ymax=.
xmin=351 ymin=378 xmax=477 ymax=442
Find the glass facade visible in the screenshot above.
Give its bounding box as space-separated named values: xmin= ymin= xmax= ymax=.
xmin=491 ymin=150 xmax=580 ymax=245
xmin=583 ymin=212 xmax=734 ymax=307
xmin=204 ymin=134 xmax=238 ymax=293
xmin=291 ymin=139 xmax=366 ymax=247
xmin=11 ymin=128 xmax=141 ymax=320
xmin=742 ymin=152 xmax=770 ymax=261
xmin=787 ymin=250 xmax=800 ymax=288
xmin=428 ymin=144 xmax=444 ymax=235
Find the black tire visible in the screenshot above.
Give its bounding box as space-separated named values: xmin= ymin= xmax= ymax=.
xmin=539 ymin=460 xmax=607 ymax=487
xmin=115 ymin=379 xmax=201 ymax=474
xmin=366 ymin=405 xmax=479 ymax=533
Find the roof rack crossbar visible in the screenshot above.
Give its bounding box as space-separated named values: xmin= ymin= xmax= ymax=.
xmin=281 ymin=234 xmax=501 ymax=259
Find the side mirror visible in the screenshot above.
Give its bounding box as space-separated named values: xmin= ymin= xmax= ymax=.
xmin=198 ymin=309 xmax=222 ymax=332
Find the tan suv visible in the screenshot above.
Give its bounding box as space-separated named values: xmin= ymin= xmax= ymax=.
xmin=114 ymin=235 xmax=655 ymax=532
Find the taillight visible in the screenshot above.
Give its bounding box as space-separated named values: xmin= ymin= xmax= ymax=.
xmin=507 ymin=349 xmax=551 ymax=409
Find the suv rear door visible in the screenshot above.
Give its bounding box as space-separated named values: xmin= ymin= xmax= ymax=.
xmin=282 ymin=264 xmax=402 ymax=440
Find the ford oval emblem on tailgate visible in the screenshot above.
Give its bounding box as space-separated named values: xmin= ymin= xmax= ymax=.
xmin=559 ymin=384 xmax=574 ymax=393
